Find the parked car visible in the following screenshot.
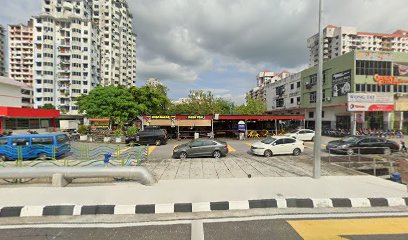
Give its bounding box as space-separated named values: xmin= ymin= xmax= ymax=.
xmin=250 ymin=136 xmax=304 ymax=157
xmin=326 ymin=136 xmax=399 ymax=155
xmin=285 ymin=129 xmax=315 ymax=141
xmin=173 ymin=139 xmax=228 ymax=159
xmin=0 ymin=134 xmax=71 ymax=161
xmin=125 ymin=127 xmax=167 ymax=146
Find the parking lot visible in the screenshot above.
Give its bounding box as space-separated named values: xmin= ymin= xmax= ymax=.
xmin=143 ymin=137 xmax=361 ymax=180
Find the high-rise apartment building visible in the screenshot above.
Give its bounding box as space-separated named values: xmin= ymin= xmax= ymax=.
xmin=248 ymin=70 xmax=290 ymax=102
xmin=92 ymin=0 xmax=137 ymax=87
xmin=308 ymin=25 xmax=408 ymax=66
xmin=32 ymin=0 xmax=101 ymax=114
xmin=0 ymin=25 xmax=6 ymax=76
xmin=8 ymin=20 xmax=34 ymax=86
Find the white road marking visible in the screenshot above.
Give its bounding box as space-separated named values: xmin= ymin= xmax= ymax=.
xmin=191 ymin=220 xmax=204 ymax=240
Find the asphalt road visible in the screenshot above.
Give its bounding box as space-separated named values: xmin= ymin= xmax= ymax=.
xmin=2 ymin=214 xmax=408 ymax=240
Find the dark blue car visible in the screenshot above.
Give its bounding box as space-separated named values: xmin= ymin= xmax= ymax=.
xmin=0 ymin=134 xmax=71 ymax=161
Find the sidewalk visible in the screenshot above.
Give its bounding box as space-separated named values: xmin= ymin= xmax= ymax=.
xmin=0 ymin=176 xmax=406 ymax=206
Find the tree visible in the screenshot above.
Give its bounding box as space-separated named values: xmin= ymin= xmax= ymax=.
xmin=77 ymin=86 xmax=139 ymax=125
xmin=129 ymin=85 xmax=171 ymax=115
xmin=40 ymin=103 xmax=56 ymax=109
xmin=234 ymin=96 xmax=266 ymax=115
xmin=168 ymin=90 xmax=235 ymax=115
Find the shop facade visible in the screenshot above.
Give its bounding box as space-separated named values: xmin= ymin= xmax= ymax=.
xmin=0 ymin=107 xmax=60 ymax=134
xmin=143 ymin=114 xmax=305 ymax=139
xmin=301 ymin=50 xmax=408 ymax=131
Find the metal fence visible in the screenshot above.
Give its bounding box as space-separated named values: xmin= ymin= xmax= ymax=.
xmin=326 ymin=147 xmax=396 ymax=176
xmin=0 ymin=144 xmax=149 ymax=169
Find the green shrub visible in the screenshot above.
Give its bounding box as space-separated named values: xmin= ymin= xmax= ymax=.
xmin=114 ymin=128 xmax=124 ymax=136
xmin=77 ymin=125 xmax=89 ymax=135
xmin=126 ymin=127 xmax=138 ymax=136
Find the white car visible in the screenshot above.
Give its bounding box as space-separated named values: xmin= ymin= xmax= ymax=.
xmin=285 ymin=129 xmax=315 ymax=141
xmin=250 ymin=136 xmax=305 ymax=157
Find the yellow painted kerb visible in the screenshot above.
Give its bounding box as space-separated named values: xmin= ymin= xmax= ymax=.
xmin=148 ymin=146 xmax=157 ymax=155
xmin=288 ymin=217 xmax=408 ymax=240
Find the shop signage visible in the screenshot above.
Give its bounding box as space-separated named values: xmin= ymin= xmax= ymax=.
xmin=347 ymin=93 xmax=394 ymax=112
xmin=238 ymin=120 xmax=246 ymax=132
xmin=332 ymin=70 xmax=351 ymax=97
xmin=374 ymin=74 xmax=408 ymax=86
xmin=150 ymin=115 xmax=176 ymax=120
xmin=356 ymin=51 xmax=393 ymax=61
xmin=187 ymin=115 xmax=205 ymax=120
xmin=93 ymin=121 xmax=109 ymax=129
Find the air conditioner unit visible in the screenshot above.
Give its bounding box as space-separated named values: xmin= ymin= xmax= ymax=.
xmin=325 ymin=97 xmax=331 ymax=101
xmin=397 ymin=93 xmax=404 ymax=97
xmin=305 ymin=82 xmax=309 ymax=85
xmin=297 ymin=102 xmax=301 ymax=105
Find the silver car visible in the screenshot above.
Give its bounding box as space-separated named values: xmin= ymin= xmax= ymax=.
xmin=172 ymin=139 xmax=229 ymax=159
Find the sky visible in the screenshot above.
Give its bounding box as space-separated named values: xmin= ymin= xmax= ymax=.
xmin=1 ymin=0 xmax=408 ymax=104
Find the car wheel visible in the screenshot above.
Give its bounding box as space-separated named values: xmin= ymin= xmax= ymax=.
xmin=383 ymin=147 xmax=391 ymax=155
xmin=155 ymin=139 xmax=161 ymax=146
xmin=213 ymin=150 xmax=221 ymax=159
xmin=179 ymin=152 xmax=187 ymax=159
xmin=0 ymin=155 xmax=6 ymax=162
xmin=293 ymin=148 xmax=301 ymax=156
xmin=311 ymin=137 xmax=314 ymax=142
xmin=346 ymin=149 xmax=354 ymax=156
xmin=264 ymin=150 xmax=273 ymax=157
xmin=128 ymin=140 xmax=136 ymax=146
xmin=38 ymin=153 xmax=48 ymax=160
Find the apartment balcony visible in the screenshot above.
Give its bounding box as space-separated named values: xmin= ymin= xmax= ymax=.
xmin=58 ymin=50 xmax=70 ymax=56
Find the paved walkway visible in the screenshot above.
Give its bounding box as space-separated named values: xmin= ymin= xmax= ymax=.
xmin=0 ymin=176 xmax=406 ymax=206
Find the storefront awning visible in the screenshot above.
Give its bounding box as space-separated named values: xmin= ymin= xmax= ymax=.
xmin=217 ymin=115 xmax=305 ymax=121
xmin=0 ymin=107 xmax=60 ymax=118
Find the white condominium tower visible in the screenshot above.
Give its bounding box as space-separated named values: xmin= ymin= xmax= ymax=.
xmin=0 ymin=25 xmax=5 ymax=76
xmin=8 ymin=20 xmax=34 ymax=86
xmin=308 ymin=25 xmax=408 ymax=66
xmin=33 ymin=0 xmax=101 ymax=114
xmin=92 ymin=0 xmax=137 ymax=87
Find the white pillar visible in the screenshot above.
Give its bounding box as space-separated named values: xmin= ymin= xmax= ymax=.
xmin=384 ymin=112 xmax=392 ymax=130
xmin=399 ymin=112 xmax=404 ymax=130
xmin=351 ymin=112 xmax=356 ymax=135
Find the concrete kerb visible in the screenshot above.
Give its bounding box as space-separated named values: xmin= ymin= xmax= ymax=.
xmin=1 ymin=197 xmax=408 ymax=218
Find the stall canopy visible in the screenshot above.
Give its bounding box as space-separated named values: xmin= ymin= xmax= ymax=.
xmin=217 ymin=115 xmax=304 ymax=121
xmin=0 ymin=107 xmax=60 ymax=118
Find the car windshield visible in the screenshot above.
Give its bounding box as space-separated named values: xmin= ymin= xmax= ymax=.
xmin=261 ymin=137 xmax=276 ymax=144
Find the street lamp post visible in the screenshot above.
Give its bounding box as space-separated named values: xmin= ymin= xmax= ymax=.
xmin=313 ymin=0 xmax=324 ymax=179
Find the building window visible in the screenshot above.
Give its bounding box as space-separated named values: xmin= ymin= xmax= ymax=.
xmin=309 ymin=112 xmax=314 ymax=119
xmin=276 ymin=98 xmax=284 ymax=108
xmin=310 ymin=92 xmax=316 ymax=103
xmin=356 ymin=60 xmax=392 ymax=76
xmin=290 ymin=98 xmax=294 ymax=104
xmin=290 ymin=84 xmax=294 ymax=90
xmin=297 ymin=82 xmax=301 ymax=88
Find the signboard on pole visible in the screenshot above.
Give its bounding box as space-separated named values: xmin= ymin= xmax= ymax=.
xmin=347 ymin=93 xmax=394 ymax=112
xmin=332 ymin=70 xmax=351 ymax=97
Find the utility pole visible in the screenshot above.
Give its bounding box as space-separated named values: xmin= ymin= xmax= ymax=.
xmin=313 ymin=0 xmax=324 ymax=179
